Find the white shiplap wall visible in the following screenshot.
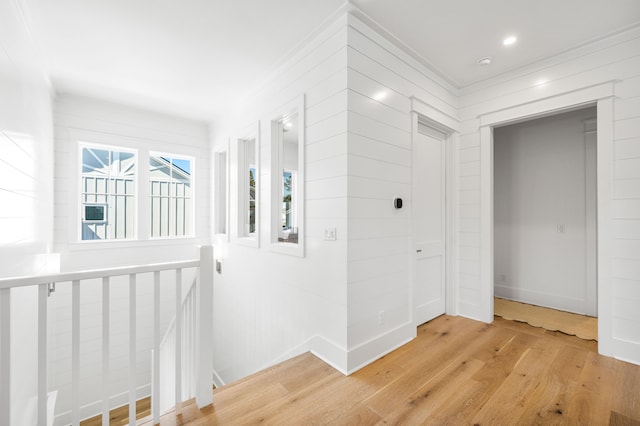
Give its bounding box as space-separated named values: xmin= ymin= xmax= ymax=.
xmin=211 ymin=13 xmax=350 ymax=379
xmin=457 ymin=25 xmax=640 ymax=364
xmin=51 ymin=95 xmax=210 ymax=424
xmin=344 ymin=13 xmax=459 ymax=371
xmin=0 ymin=1 xmax=55 ymax=424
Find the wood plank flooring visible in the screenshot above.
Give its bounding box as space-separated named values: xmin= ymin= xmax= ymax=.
xmin=81 ymin=396 xmax=150 ymax=426
xmin=142 ymin=315 xmax=640 ymax=425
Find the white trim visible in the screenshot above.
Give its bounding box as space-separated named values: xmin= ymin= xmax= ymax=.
xmin=477 ymin=83 xmax=615 ymax=358
xmin=410 ymin=96 xmax=460 ymax=323
xmin=596 ymin=98 xmax=615 ymax=357
xmin=479 ymin=125 xmax=494 ymax=323
xmin=411 ymin=97 xmax=461 ymax=132
xmin=478 ymin=81 xmax=615 ymax=127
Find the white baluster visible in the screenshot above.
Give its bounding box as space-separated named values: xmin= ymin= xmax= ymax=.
xmin=71 ymin=280 xmax=80 ymax=426
xmin=129 ymin=274 xmax=137 ymax=426
xmin=175 ymin=269 xmax=182 ymax=413
xmin=0 ymin=288 xmax=11 ymax=426
xmin=196 ymin=245 xmax=213 ymax=407
xmin=152 ymin=271 xmax=160 ymax=423
xmin=102 ymin=277 xmax=110 ymax=426
xmin=37 ymin=284 xmax=48 ymax=426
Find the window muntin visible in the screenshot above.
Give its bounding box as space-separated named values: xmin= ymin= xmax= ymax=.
xmin=149 ymin=155 xmax=193 ymax=238
xmin=81 ymin=146 xmax=136 ymax=240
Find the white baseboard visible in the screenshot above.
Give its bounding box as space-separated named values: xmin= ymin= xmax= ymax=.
xmin=346 ymin=322 xmax=415 ymax=374
xmin=494 ymin=284 xmax=589 ymax=315
xmin=212 ymin=368 xmax=225 ymax=389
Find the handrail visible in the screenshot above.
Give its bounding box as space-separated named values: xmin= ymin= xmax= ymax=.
xmin=0 ymin=259 xmax=199 ymax=290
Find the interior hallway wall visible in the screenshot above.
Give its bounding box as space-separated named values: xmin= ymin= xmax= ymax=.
xmin=344 ymin=12 xmax=459 ymax=371
xmin=210 ymin=12 xmax=350 ymax=381
xmin=0 ymin=0 xmax=55 ymax=424
xmin=458 ymin=25 xmax=640 ymax=364
xmin=51 ymin=94 xmax=210 ymax=424
xmin=494 ymin=107 xmax=597 ymax=315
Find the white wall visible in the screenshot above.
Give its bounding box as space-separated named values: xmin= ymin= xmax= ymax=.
xmin=211 ymin=12 xmax=350 ymax=379
xmin=494 ymin=107 xmax=597 ymax=315
xmin=0 ymin=0 xmax=55 ymax=424
xmin=211 ymin=7 xmax=465 ymax=378
xmin=458 ymin=25 xmax=640 ymax=364
xmin=344 ymin=12 xmax=458 ymax=371
xmin=51 ymin=94 xmax=210 ymax=424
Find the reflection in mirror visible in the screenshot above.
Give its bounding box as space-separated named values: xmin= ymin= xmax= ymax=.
xmin=271 ymin=95 xmax=304 ymax=256
xmin=238 ymin=133 xmax=258 ymax=240
xmin=277 ymin=112 xmax=298 ymax=244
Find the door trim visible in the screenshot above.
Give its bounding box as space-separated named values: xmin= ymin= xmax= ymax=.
xmin=410 ymin=97 xmax=460 ymax=326
xmin=477 ymin=81 xmax=615 ymax=357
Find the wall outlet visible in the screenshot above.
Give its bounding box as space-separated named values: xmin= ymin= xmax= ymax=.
xmin=324 ymin=227 xmax=337 ymax=241
xmin=215 ymin=259 xmax=222 ymax=274
xmin=557 ymin=224 xmax=566 ymax=234
xmin=379 ymin=310 xmax=384 ymax=325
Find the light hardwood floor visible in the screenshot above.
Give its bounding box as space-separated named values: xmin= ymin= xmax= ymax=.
xmin=139 ymin=315 xmax=639 ymax=425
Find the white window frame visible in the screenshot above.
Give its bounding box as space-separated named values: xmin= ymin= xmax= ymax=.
xmin=78 ymin=142 xmax=138 ymax=242
xmin=270 ymin=95 xmax=305 ymax=257
xmin=236 ymin=122 xmax=260 ymax=248
xmin=149 ymin=152 xmax=195 ymax=239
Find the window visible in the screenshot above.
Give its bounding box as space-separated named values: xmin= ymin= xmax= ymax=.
xmin=81 ymin=145 xmax=136 ymax=240
xmin=149 ymin=155 xmax=193 ymax=238
xmin=237 ymin=124 xmax=259 ymax=245
xmin=271 ymin=96 xmax=304 ymax=256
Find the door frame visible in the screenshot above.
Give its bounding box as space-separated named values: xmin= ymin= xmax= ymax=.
xmin=410 ymin=97 xmax=461 ymax=326
xmin=477 ymin=81 xmax=616 ymax=356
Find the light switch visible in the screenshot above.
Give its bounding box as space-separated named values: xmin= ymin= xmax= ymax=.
xmin=324 ymin=227 xmax=337 ymax=241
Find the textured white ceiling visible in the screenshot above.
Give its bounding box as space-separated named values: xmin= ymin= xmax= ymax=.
xmin=23 ymin=0 xmax=640 ymax=122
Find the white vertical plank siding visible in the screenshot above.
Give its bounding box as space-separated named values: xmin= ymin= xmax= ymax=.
xmin=71 ymin=280 xmax=80 ymax=426
xmin=0 ymin=288 xmax=10 ymax=426
xmin=101 ymin=277 xmax=110 ymax=426
xmin=152 ymin=271 xmax=160 ymax=423
xmin=37 ymin=284 xmax=48 ymax=426
xmin=175 ymin=268 xmax=182 ymax=412
xmin=128 ymin=274 xmax=137 ymax=426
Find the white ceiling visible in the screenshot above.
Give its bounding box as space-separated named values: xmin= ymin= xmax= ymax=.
xmin=24 ymin=0 xmax=640 ymax=123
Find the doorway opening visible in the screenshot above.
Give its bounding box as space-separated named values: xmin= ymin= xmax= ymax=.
xmin=492 ymin=106 xmax=598 ymax=340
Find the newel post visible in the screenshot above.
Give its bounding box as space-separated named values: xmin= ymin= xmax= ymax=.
xmin=196 ymin=245 xmax=214 ymax=407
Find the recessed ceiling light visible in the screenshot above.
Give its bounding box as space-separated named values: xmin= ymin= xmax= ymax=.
xmin=503 ymin=36 xmax=517 ymax=46
xmin=478 ymin=57 xmax=492 ymax=66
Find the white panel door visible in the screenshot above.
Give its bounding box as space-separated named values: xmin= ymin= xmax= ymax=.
xmin=413 ymin=125 xmax=446 ymax=325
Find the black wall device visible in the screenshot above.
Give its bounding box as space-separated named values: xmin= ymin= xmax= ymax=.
xmin=394 ymin=197 xmax=403 ymax=209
